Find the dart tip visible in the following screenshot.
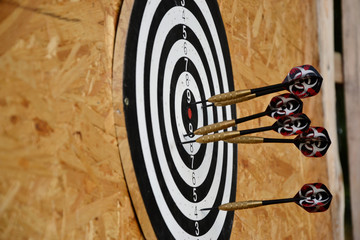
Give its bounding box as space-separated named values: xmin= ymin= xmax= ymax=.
xmin=191 ymin=100 xmax=208 ymax=105
xmin=181 ymin=140 xmax=197 ymax=144
xmin=202 ymin=103 xmax=215 ymax=108
xmin=183 ymin=132 xmax=195 ymax=138
xmin=200 ymin=207 xmax=218 ymax=211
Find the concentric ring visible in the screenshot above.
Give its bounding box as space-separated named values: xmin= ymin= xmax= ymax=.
xmin=122 ymin=0 xmax=237 ymax=238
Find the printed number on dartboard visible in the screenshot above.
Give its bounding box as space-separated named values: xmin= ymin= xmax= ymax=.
xmin=182 ymin=1 xmax=200 ymax=236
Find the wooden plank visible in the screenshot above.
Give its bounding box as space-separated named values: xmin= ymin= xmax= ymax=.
xmin=316 ymin=1 xmax=345 ymax=240
xmin=342 ymin=0 xmax=360 ymax=239
xmin=334 ymin=52 xmax=344 ymax=84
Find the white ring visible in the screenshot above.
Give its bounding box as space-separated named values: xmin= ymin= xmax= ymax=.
xmin=135 ymin=1 xmax=235 ymax=238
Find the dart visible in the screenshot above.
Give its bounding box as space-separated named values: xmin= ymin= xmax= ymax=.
xmin=195 ymin=113 xmax=310 ymax=144
xmin=201 ymin=183 xmax=332 ymax=213
xmin=194 ymin=93 xmax=303 ymax=135
xmin=224 ymin=127 xmax=331 ymax=157
xmin=195 ymin=65 xmax=322 ymax=106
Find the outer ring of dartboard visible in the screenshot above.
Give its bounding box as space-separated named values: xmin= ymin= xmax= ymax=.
xmin=120 ymin=0 xmax=237 ymax=239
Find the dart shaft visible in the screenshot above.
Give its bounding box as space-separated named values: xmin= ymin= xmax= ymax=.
xmin=235 ymin=110 xmax=274 ymax=124
xmin=263 ymin=138 xmax=296 ymax=143
xmin=263 ymin=137 xmax=330 ymax=144
xmin=262 ymin=197 xmax=304 ymax=206
xmin=239 ymin=125 xmax=275 ymax=135
xmin=225 ymin=136 xmax=265 ymax=144
xmin=251 ymin=82 xmax=285 ymax=94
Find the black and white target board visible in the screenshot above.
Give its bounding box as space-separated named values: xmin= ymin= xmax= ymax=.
xmin=113 ymin=0 xmax=237 ymax=239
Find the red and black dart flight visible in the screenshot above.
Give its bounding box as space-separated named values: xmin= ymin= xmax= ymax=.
xmin=201 ymin=183 xmax=332 ymax=213
xmin=206 ymin=65 xmax=323 ymax=106
xmin=224 ymin=126 xmax=331 ymax=158
xmin=195 ymin=113 xmax=310 ymax=143
xmin=294 ymin=183 xmax=332 ymax=212
xmin=194 ymin=93 xmax=303 ymax=135
xmin=294 ymin=126 xmax=332 ymax=157
xmin=266 ymin=93 xmax=303 ymax=119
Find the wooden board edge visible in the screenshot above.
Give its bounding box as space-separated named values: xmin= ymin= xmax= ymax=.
xmin=316 ymin=1 xmax=345 ymax=239
xmin=342 ymin=0 xmax=360 ymax=239
xmin=112 ymin=0 xmax=156 ymax=239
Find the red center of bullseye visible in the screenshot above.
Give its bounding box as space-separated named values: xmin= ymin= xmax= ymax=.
xmin=187 ymin=107 xmax=192 ymax=120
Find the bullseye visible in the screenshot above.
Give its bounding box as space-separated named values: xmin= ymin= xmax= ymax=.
xmin=188 ymin=108 xmax=192 ymax=119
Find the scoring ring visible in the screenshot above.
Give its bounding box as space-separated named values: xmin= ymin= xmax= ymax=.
xmin=118 ymin=0 xmax=238 ymax=238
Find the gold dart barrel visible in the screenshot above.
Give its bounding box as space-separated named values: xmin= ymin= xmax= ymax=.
xmin=208 ymin=89 xmax=252 ymax=103
xmin=194 ymin=120 xmax=236 ymax=135
xmin=214 ymin=94 xmax=257 ymax=106
xmin=219 ymin=200 xmax=263 ymax=211
xmin=196 ymin=131 xmax=240 ymax=143
xmin=224 ymin=136 xmax=264 ymax=144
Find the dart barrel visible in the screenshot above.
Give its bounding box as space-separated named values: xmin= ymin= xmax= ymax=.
xmin=225 ymin=136 xmax=265 ymax=144
xmin=196 ymin=131 xmax=240 ymax=143
xmin=194 ymin=119 xmax=236 ymax=135
xmin=208 ymin=89 xmax=252 ymax=102
xmin=214 ymin=93 xmax=257 ymax=106
xmin=219 ymin=200 xmax=263 ymax=211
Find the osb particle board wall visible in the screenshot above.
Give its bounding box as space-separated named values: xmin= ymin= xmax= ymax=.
xmin=0 ymin=0 xmax=142 ymax=239
xmin=0 ymin=0 xmax=340 ymax=239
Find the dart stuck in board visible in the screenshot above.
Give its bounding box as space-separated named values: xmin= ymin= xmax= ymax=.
xmin=203 ymin=65 xmax=323 ymax=106
xmin=201 ymin=183 xmax=332 ymax=213
xmin=224 ymin=127 xmax=331 ymax=158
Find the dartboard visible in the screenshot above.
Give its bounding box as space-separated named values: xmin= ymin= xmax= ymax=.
xmin=114 ymin=0 xmax=237 ymax=239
